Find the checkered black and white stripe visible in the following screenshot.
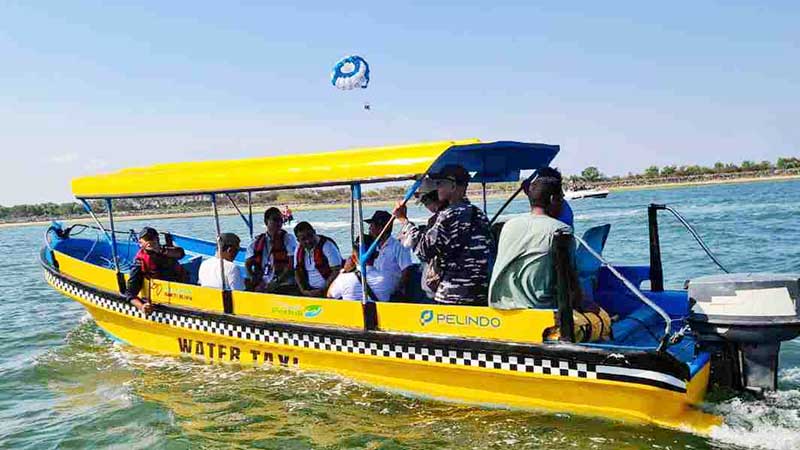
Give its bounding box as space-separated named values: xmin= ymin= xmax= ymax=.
xmin=45 ymin=269 xmax=685 ymax=391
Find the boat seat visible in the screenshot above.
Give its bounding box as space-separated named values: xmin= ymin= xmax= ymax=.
xmin=576 ymin=224 xmax=611 ymax=302
xmin=180 ymin=255 xmax=204 ymax=285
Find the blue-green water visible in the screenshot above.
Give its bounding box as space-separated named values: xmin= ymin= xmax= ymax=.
xmin=1 ymin=180 xmax=799 ymax=449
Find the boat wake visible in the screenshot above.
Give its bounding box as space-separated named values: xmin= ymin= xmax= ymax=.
xmin=709 ymin=390 xmax=800 ymax=450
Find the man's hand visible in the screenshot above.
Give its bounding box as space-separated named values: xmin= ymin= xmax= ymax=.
xmin=392 ymin=202 xmax=408 ymax=223
xmin=131 ymin=298 xmax=153 ymax=315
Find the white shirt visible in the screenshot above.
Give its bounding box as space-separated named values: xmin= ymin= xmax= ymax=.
xmin=327 ymin=267 xmax=391 ymax=301
xmin=373 ymin=236 xmax=414 ymax=294
xmin=198 ymin=256 xmax=246 ymax=291
xmin=294 ymin=238 xmax=342 ymax=289
xmin=245 ymin=231 xmax=298 ymax=283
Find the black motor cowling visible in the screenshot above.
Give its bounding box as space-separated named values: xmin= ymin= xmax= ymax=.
xmin=688 ymin=273 xmax=800 ymax=393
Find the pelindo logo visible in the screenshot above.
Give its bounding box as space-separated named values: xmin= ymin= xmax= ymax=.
xmin=420 ymin=309 xmax=434 ymax=326
xmin=304 ymin=305 xmax=323 ymax=318
xmin=418 ymin=309 xmax=501 ymax=328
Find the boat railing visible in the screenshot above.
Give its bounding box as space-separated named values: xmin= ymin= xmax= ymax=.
xmin=572 ymin=232 xmax=673 ymax=352
xmin=648 ymin=204 xmax=730 ymax=274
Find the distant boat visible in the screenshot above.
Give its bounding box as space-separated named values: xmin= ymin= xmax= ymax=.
xmin=565 ymin=188 xmax=609 ymax=200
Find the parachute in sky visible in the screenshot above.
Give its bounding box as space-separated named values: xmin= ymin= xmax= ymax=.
xmin=331 ymin=55 xmax=370 ymax=90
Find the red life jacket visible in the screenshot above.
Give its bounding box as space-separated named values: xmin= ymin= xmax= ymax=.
xmin=296 ymin=235 xmax=340 ymax=287
xmin=252 ymin=230 xmax=291 ymax=279
xmin=135 ymin=249 xmax=187 ymax=283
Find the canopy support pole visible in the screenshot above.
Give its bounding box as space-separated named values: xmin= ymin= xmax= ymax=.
xmin=247 ymin=193 xmax=254 ymax=239
xmin=211 ymin=194 xmax=233 ymax=314
xmin=104 ymin=199 xmax=126 ymax=293
xmin=350 ymin=187 xmax=355 ymax=250
xmin=79 ymin=199 xmax=114 ymax=245
xmin=224 ymin=193 xmax=252 ymax=237
xmin=482 ymin=182 xmax=487 ymax=213
xmin=354 ymin=183 xmax=377 ymax=331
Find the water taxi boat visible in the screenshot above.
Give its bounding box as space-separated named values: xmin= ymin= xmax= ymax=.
xmin=40 ymin=139 xmax=800 ymax=434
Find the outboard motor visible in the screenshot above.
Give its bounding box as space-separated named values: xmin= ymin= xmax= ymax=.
xmin=688 ymin=273 xmax=800 ymax=393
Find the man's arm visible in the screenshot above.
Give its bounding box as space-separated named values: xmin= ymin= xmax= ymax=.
xmin=125 ymin=262 xmax=151 ymax=314
xmin=412 ymin=211 xmax=449 ymax=263
xmin=161 ymin=246 xmax=185 ymax=260
xmin=323 ymin=265 xmax=342 ymax=292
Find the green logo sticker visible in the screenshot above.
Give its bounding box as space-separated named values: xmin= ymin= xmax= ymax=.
xmin=304 ymin=305 xmax=323 ymax=318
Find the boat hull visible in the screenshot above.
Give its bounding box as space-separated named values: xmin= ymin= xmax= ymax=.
xmin=43 ymin=264 xmax=720 ymax=434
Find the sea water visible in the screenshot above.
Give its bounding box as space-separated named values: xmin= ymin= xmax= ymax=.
xmin=1 ymin=180 xmax=799 ymax=449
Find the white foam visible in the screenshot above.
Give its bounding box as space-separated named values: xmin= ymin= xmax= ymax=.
xmin=709 ymin=391 xmax=800 ymax=449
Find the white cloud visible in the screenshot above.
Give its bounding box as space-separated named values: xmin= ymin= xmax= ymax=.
xmin=48 ymin=153 xmax=79 ymax=164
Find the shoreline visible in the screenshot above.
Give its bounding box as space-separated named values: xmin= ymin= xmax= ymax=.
xmin=603 ymin=173 xmax=800 ymax=192
xmin=3 ymin=174 xmax=799 ymax=230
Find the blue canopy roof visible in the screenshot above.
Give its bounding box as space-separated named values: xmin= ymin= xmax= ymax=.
xmin=430 ymin=141 xmax=560 ymax=183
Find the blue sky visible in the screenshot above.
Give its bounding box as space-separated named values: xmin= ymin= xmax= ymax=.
xmin=1 ymin=1 xmax=798 ymax=205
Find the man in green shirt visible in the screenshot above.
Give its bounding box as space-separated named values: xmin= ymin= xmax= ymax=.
xmin=489 ymin=171 xmax=571 ymax=309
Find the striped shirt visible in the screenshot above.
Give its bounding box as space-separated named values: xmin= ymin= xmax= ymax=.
xmin=403 ymin=198 xmax=491 ymax=305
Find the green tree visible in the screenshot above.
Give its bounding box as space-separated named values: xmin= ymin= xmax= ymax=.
xmin=777 ymin=157 xmax=800 ymax=170
xmin=581 ymin=166 xmax=603 ymax=182
xmin=660 ymin=165 xmax=677 ymax=176
xmin=643 ymin=165 xmax=660 ymax=178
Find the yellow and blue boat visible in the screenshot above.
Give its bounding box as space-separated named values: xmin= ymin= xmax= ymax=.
xmin=40 ymin=139 xmax=800 ymax=434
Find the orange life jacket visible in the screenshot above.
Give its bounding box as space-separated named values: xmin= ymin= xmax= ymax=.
xmin=296 ymin=235 xmax=340 ymax=287
xmin=252 ymin=230 xmax=292 ymax=279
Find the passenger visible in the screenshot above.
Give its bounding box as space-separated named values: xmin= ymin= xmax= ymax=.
xmin=281 ymin=204 xmax=294 ymax=225
xmin=245 ymin=207 xmax=298 ymax=294
xmin=125 ymin=227 xmax=187 ymax=315
xmin=393 ymin=165 xmax=492 ymax=306
xmin=398 ymin=178 xmax=448 ymax=299
xmin=293 ymin=221 xmax=343 ymax=297
xmin=199 ymin=232 xmax=246 ymax=291
xmin=488 ymin=171 xmax=571 ymax=309
xmin=327 ymin=235 xmax=391 ymax=301
xmin=522 ymin=167 xmax=573 ymax=227
xmin=365 ymin=210 xmax=413 ymax=298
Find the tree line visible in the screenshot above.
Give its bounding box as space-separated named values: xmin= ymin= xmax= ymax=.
xmin=575 ymin=156 xmax=800 ymax=182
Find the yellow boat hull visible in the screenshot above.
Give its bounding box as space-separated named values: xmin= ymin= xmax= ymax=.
xmin=44 ymin=266 xmax=721 ymax=434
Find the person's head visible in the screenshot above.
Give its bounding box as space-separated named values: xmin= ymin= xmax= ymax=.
xmin=365 ymin=210 xmax=392 ymax=239
xmin=264 ymin=207 xmax=284 ymax=235
xmin=415 ymin=178 xmax=448 ymax=213
xmin=429 ymin=165 xmax=470 ymax=203
xmin=217 ymin=233 xmax=241 ymax=261
xmin=527 ymin=172 xmax=564 ymax=217
xmin=293 ymin=221 xmax=317 ymax=250
xmin=138 ymin=227 xmax=160 ymax=252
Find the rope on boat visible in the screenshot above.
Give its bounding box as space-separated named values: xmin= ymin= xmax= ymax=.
xmin=574 ymin=233 xmax=672 ymax=352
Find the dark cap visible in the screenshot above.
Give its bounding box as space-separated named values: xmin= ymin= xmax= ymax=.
xmin=429 ymin=164 xmax=470 ymax=184
xmin=365 ymin=210 xmax=392 ymax=225
xmin=218 ymin=232 xmax=241 ymax=249
xmin=138 ymin=227 xmax=158 ymax=240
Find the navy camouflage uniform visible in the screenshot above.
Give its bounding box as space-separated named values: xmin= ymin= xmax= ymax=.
xmin=402 ymin=198 xmax=491 ymax=305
